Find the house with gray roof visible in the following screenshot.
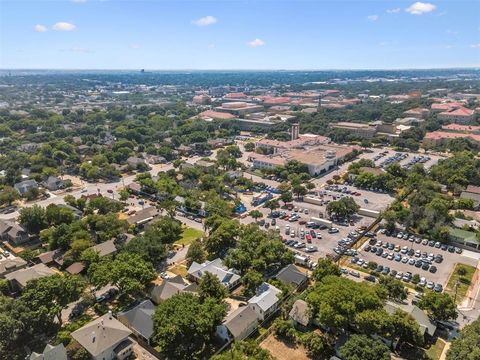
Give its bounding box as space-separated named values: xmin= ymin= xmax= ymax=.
xmin=126 ymin=207 xmax=159 ymax=226
xmin=187 ymin=258 xmax=241 ymax=290
xmin=149 ymin=275 xmax=197 ymax=304
xmin=216 ymin=304 xmax=259 ymax=343
xmin=248 ymin=282 xmax=282 ymax=321
xmin=384 ymin=302 xmax=437 ymax=337
xmin=93 ymin=239 xmax=117 ymax=257
xmin=289 ymin=299 xmax=310 ymax=329
xmin=275 ymin=264 xmax=308 ymax=291
xmin=5 ymin=263 xmax=56 ymax=293
xmin=117 ymin=300 xmax=155 ymax=344
xmin=0 ymin=219 xmax=29 ymax=245
xmin=71 ymin=312 xmax=133 ymax=360
xmin=0 ymin=256 xmax=27 ymax=277
xmin=14 ymin=179 xmax=38 ymax=196
xmin=42 ymin=176 xmax=66 ymax=191
xmin=30 ymin=343 xmax=67 ymax=360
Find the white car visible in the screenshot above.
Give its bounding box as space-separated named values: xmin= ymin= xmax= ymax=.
xmin=401 ymin=257 xmax=409 ymax=264
xmin=419 ymin=277 xmax=427 ymax=287
xmin=426 ymin=281 xmax=435 ymax=289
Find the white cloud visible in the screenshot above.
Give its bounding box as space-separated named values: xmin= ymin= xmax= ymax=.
xmin=208 ymin=43 xmax=215 ymax=49
xmin=367 ymin=15 xmax=379 ymax=21
xmin=52 ymin=22 xmax=76 ymax=31
xmin=60 ymin=47 xmax=93 ymax=53
xmin=130 ymin=44 xmax=141 ymax=49
xmin=471 ymin=44 xmax=480 ymax=48
xmin=192 ymin=15 xmax=217 ymax=26
xmin=406 ymin=2 xmax=436 ymax=15
xmin=247 ymin=38 xmax=265 ymax=48
xmin=34 ymin=24 xmax=47 ymax=32
xmin=446 ymin=29 xmax=458 ymax=35
xmin=386 ymin=8 xmax=401 ymax=13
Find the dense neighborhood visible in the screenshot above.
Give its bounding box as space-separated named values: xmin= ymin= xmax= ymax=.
xmin=0 ymin=68 xmax=479 ymax=360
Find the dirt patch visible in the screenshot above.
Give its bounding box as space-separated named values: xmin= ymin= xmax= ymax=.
xmin=260 ymin=333 xmax=310 ymax=360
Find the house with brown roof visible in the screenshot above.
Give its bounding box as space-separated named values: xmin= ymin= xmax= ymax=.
xmin=403 ymin=107 xmax=430 ymax=119
xmin=5 ymin=263 xmax=56 ymax=294
xmin=0 ymin=219 xmax=29 ymax=245
xmin=149 ymin=275 xmax=197 ymax=304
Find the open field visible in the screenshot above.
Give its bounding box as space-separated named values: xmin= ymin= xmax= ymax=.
xmin=175 ymin=226 xmax=204 ymax=246
xmin=260 ymin=333 xmax=310 ymax=360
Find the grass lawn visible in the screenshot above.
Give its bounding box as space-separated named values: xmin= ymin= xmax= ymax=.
xmin=445 ymin=263 xmax=476 ymax=303
xmin=424 ymin=338 xmax=446 ymax=360
xmin=175 ymin=226 xmax=204 ymax=246
xmin=169 ymin=264 xmax=188 ymax=277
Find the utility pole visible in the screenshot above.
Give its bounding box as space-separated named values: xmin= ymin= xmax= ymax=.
xmin=454 ymin=280 xmax=460 ymax=303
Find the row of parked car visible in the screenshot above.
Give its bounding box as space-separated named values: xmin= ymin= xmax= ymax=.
xmin=350 ymin=258 xmax=443 ymax=292
xmin=402 ymin=155 xmax=431 ymax=169
xmin=379 ymin=152 xmax=408 ymax=168
xmin=380 ymin=228 xmax=463 ymax=254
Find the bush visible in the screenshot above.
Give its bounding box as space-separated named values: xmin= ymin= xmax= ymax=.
xmin=273 ymin=319 xmax=297 ymax=343
xmin=301 ymin=332 xmax=327 ymax=358
xmin=457 ymin=266 xmax=467 ymax=276
xmin=412 ymin=274 xmax=420 ymax=284
xmin=459 ymin=277 xmax=471 ymax=285
xmin=367 ymin=262 xmax=377 ymax=270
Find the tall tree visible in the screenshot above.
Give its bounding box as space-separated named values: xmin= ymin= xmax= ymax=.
xmin=418 ymin=292 xmax=458 ymax=321
xmin=339 ymin=334 xmax=390 ymax=360
xmin=18 ymin=205 xmax=47 ymax=234
xmin=447 ymin=318 xmax=480 ymax=360
xmin=186 ymin=239 xmax=206 ymax=267
xmin=152 ymin=293 xmax=225 ymax=360
xmin=197 ymin=272 xmax=228 ymax=302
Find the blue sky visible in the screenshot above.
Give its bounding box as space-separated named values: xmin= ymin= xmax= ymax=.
xmin=0 ymin=0 xmax=479 ymax=69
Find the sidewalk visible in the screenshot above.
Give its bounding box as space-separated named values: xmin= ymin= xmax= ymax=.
xmin=439 ymin=339 xmax=450 ymax=360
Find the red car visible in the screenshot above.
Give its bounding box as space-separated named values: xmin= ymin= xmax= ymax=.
xmin=306 ymin=234 xmax=312 ymax=243
xmin=299 ymin=220 xmax=307 ymax=225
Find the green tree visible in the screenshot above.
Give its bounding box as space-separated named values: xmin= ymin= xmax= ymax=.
xmin=378 ymin=276 xmax=408 ymax=302
xmin=313 ymin=258 xmax=341 ymax=282
xmin=118 ymin=188 xmax=129 ymax=202
xmin=242 ymin=269 xmax=264 ymax=297
xmin=264 ymin=199 xmax=280 ymax=214
xmin=144 ymin=216 xmax=183 ymax=244
xmin=152 ymin=293 xmax=225 ymax=360
xmin=19 ymin=205 xmax=47 ymax=234
xmin=88 ymin=252 xmax=156 ymax=296
xmin=447 ymin=318 xmax=480 ymax=360
xmin=0 ymin=186 xmax=19 ymax=206
xmin=186 ymin=239 xmax=205 ymax=267
xmin=326 ymin=197 xmax=360 ymax=219
xmin=211 ymin=341 xmax=272 ymax=360
xmin=123 ymin=233 xmax=167 ymax=265
xmin=249 ymin=209 xmax=264 ymax=222
xmin=244 ymin=142 xmax=255 ymax=152
xmin=339 ymin=334 xmax=390 ymax=360
xmin=204 ymin=219 xmax=240 ymax=259
xmin=20 ymin=274 xmax=86 ymax=326
xmin=197 ymin=272 xmax=228 ymax=302
xmin=45 ymin=204 xmax=74 ymax=226
xmin=418 ymin=292 xmax=458 ymax=321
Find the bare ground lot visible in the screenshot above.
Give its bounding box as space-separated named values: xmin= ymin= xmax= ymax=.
xmin=260 ymin=333 xmax=310 ymax=360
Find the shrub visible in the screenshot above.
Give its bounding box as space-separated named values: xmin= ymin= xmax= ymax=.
xmin=457 ymin=266 xmax=467 ymax=276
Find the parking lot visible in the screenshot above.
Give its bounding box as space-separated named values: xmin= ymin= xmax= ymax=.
xmin=254 ymin=202 xmax=374 ymax=263
xmin=372 ymin=150 xmax=443 ymax=170
xmin=355 ymin=230 xmax=479 ymax=288
xmin=314 ymin=183 xmax=395 ymax=212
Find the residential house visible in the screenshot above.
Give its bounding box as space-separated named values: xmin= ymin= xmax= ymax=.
xmin=149 ymin=275 xmax=197 ymax=304
xmin=187 ymin=258 xmax=241 ymax=290
xmin=289 ymin=299 xmax=310 ymax=330
xmin=65 ymin=262 xmax=86 ymax=275
xmin=5 ymin=263 xmax=56 ymax=294
xmin=30 ymin=343 xmax=67 ymax=360
xmin=460 ymin=185 xmax=480 ymax=209
xmin=194 ymin=159 xmax=216 ymax=172
xmin=42 ymin=176 xmax=66 ymax=191
xmin=0 ymin=219 xmax=29 ymax=245
xmin=126 ymin=156 xmax=148 ymax=170
xmin=93 ymin=239 xmax=118 ymax=258
xmin=248 ymin=282 xmax=282 ymax=321
xmin=126 ymin=207 xmax=160 ymax=227
xmin=384 ymin=302 xmax=437 ymax=337
xmin=14 ymin=179 xmax=38 ymax=196
xmin=0 ymin=257 xmax=27 ymax=277
xmin=17 ymin=143 xmax=41 ymax=153
xmin=71 ymin=312 xmax=133 ymax=360
xmin=35 ymin=249 xmax=65 ymax=267
xmin=57 ymin=204 xmax=83 ymax=219
xmin=275 ymin=264 xmax=308 ymax=291
xmin=216 ymin=304 xmax=259 ymax=343
xmin=118 ymin=300 xmax=155 ymax=345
